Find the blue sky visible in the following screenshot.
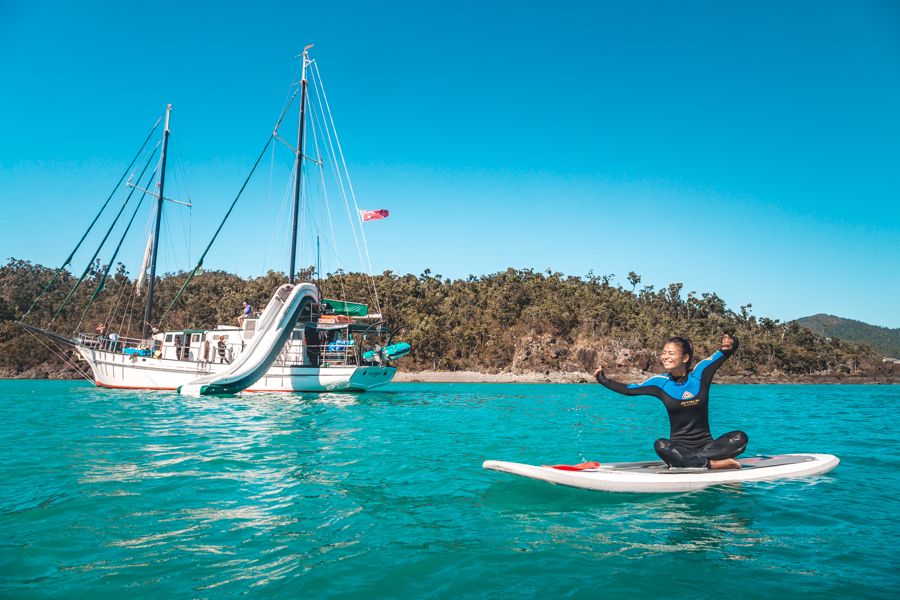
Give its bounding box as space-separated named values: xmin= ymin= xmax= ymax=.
xmin=1 ymin=0 xmax=898 ymax=327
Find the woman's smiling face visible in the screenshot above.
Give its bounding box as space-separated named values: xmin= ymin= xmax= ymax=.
xmin=661 ymin=342 xmax=691 ymax=374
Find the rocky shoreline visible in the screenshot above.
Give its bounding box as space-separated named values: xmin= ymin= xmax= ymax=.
xmin=5 ymin=364 xmax=895 ymax=385
xmin=0 ymin=364 xmax=85 ymax=380
xmin=393 ymin=368 xmax=899 ymax=385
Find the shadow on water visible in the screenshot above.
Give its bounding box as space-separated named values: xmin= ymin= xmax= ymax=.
xmin=481 ymin=476 xmax=655 ymax=509
xmin=480 ymin=475 xmax=764 ymax=560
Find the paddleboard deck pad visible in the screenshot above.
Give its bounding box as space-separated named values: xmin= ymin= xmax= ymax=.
xmin=483 ymin=453 xmax=839 ymax=493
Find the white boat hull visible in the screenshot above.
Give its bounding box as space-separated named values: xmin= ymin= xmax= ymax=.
xmin=77 ymin=347 xmax=396 ymax=392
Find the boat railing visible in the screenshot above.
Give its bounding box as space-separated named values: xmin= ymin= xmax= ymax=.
xmin=320 ymin=345 xmax=358 ymax=367
xmin=77 ymin=332 xmax=154 ymax=354
xmin=278 ymin=344 xmax=359 ymax=367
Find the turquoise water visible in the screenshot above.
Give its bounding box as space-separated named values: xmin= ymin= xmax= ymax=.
xmin=0 ymin=380 xmax=897 ymax=599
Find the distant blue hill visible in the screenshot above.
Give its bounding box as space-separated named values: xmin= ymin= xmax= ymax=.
xmin=794 ymin=314 xmax=900 ymax=359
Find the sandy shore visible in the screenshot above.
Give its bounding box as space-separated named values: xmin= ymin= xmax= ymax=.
xmin=395 ymin=370 xmax=619 ymax=384
xmin=392 ymin=370 xmax=898 ymax=385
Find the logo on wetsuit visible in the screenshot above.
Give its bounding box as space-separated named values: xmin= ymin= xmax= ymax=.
xmin=681 ymin=391 xmax=694 ymax=400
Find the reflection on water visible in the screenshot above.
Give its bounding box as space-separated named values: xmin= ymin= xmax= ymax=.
xmin=481 ymin=478 xmax=761 ymax=560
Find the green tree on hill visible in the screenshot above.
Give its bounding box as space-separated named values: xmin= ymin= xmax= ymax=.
xmin=0 ymin=258 xmax=887 ymax=379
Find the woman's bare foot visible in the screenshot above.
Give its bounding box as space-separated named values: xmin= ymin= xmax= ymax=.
xmin=709 ymin=458 xmax=741 ymax=470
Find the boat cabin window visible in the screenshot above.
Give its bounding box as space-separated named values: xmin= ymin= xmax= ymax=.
xmin=165 ymin=334 xmax=173 ymax=342
xmin=191 ymin=334 xmax=200 ymax=343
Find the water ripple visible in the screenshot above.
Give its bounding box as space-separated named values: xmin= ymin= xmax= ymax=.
xmin=0 ymin=380 xmax=898 ymax=597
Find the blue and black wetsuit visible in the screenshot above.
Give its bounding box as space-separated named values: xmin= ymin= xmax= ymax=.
xmin=596 ymin=339 xmax=748 ymax=468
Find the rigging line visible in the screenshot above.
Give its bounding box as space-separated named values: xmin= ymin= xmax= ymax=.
xmin=174 ymin=208 xmax=187 ymax=271
xmin=310 ymin=64 xmax=381 ymax=306
xmin=126 ymin=270 xmax=143 ymax=337
xmin=279 ymin=60 xmax=305 ymax=130
xmin=105 ymin=273 xmax=130 ymax=338
xmin=263 ymin=128 xmax=278 ymax=272
xmin=188 ymin=197 xmax=192 ymax=268
xmin=311 ymin=62 xmax=381 ymax=314
xmin=51 ymin=141 xmax=162 ymax=326
xmin=122 ymin=293 xmax=135 ymax=340
xmin=101 ymin=257 xmax=127 ymax=328
xmin=303 ymin=104 xmax=329 ymax=285
xmin=75 ymin=162 xmax=158 ymax=333
xmin=261 ymin=85 xmax=304 ymax=272
xmin=308 ymin=66 xmax=366 ymax=270
xmin=299 ymin=159 xmax=308 ymax=269
xmin=308 ymin=102 xmax=348 ymax=300
xmin=162 ymin=208 xmax=176 ymax=278
xmin=272 ymin=158 xmax=297 ymax=274
xmin=300 ymin=152 xmax=330 ymax=278
xmin=117 ymin=280 xmax=135 ymax=340
xmin=158 ymin=83 xmax=301 ymax=325
xmin=273 ymin=86 xmax=302 ymax=139
xmin=24 ymin=117 xmax=162 ymax=320
xmin=263 ymin=135 xmax=300 ymax=277
xmin=157 ymin=134 xmax=275 ymax=326
xmin=300 ymin=147 xmax=325 ymax=278
xmin=308 ymin=75 xmax=354 ymax=300
xmin=161 ymin=189 xmax=192 ymax=279
xmin=300 ymin=110 xmax=332 ymax=276
xmin=173 ymin=151 xmax=193 ymax=267
xmin=23 ymin=329 xmax=93 ymax=382
xmin=75 ymin=215 xmax=135 ymax=334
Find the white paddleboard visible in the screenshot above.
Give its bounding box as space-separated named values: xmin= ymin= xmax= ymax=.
xmin=483 ymin=454 xmax=839 ymax=493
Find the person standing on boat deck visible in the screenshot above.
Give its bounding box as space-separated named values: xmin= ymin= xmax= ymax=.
xmin=594 ymin=334 xmax=748 ymax=469
xmin=217 ymin=336 xmax=229 ymax=364
xmin=238 ymin=301 xmax=252 ymax=327
xmin=95 ymin=322 xmax=108 ymax=347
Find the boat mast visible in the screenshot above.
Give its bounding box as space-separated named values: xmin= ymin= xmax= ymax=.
xmin=289 ymin=45 xmax=313 ymax=284
xmin=142 ymin=104 xmax=172 ymax=339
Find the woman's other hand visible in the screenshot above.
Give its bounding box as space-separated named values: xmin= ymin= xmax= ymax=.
xmin=721 ymin=334 xmax=734 ymax=351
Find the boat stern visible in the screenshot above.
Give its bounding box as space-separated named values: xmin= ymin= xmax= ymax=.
xmin=347 ymin=365 xmax=397 ymax=390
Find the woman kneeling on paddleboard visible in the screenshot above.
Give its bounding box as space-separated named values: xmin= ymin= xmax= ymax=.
xmin=594 ymin=334 xmax=747 ymax=470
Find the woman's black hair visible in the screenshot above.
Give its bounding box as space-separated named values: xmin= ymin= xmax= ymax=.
xmin=665 ymin=336 xmax=694 ymax=368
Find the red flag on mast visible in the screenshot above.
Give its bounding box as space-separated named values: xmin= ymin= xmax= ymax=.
xmin=359 ymin=209 xmax=390 ymax=222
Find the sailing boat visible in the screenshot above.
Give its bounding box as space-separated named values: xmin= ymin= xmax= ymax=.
xmin=19 ymin=47 xmax=410 ymax=393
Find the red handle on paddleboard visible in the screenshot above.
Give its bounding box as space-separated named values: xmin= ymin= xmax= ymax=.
xmin=544 ymin=461 xmax=601 ymax=471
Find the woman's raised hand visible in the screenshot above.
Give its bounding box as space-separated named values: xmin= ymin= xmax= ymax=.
xmin=721 ymin=334 xmax=734 ymax=351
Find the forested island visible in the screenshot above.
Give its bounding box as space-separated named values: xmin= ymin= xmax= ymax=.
xmin=1 ymin=258 xmax=897 ymax=383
